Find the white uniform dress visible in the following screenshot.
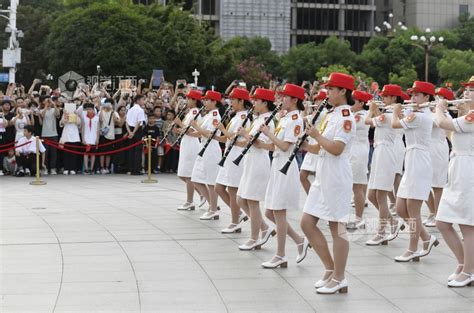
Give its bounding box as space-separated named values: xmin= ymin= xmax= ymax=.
xmin=303 ymin=105 xmax=356 ymax=222
xmin=368 ymin=112 xmax=398 ymax=191
xmin=237 ymin=112 xmax=275 ymax=201
xmin=177 ymin=108 xmax=201 ymax=178
xmin=191 ymin=109 xmax=222 ymax=185
xmin=300 ymin=110 xmax=328 ymax=172
xmin=264 ymin=109 xmax=303 ymax=211
xmin=397 ymin=109 xmax=433 ymax=200
xmin=216 ymin=110 xmax=248 ymax=187
xmin=393 ymin=129 xmax=405 ymax=174
xmin=436 ymin=112 xmax=474 ymax=226
xmin=430 ymin=113 xmax=450 ymax=188
xmin=350 ymin=110 xmax=370 ymax=184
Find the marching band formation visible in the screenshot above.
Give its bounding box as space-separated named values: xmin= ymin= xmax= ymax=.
xmin=171 ymin=72 xmax=474 ymax=294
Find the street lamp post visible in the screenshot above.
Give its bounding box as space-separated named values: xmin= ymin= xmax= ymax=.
xmin=410 ymin=28 xmax=444 ymax=82
xmin=374 ymin=12 xmax=407 ymax=38
xmin=0 ymin=0 xmax=23 ymax=83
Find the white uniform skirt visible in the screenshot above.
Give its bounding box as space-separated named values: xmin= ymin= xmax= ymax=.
xmin=304 ymin=154 xmax=352 ymax=223
xmin=264 ymin=151 xmax=300 ymax=211
xmin=215 ymin=145 xmax=244 ymax=188
xmin=394 ymin=138 xmax=405 ymax=174
xmin=430 ymin=140 xmax=449 ymax=188
xmin=368 ymin=144 xmax=397 ymax=191
xmin=436 ymin=155 xmax=474 ymax=226
xmin=300 ymin=152 xmax=318 ymax=172
xmin=237 ymin=148 xmax=271 ymax=201
xmin=191 ymin=140 xmax=221 ymax=185
xmin=177 ymin=134 xmax=200 ymax=177
xmin=397 ymin=148 xmax=432 ymax=201
xmin=350 ymin=141 xmax=369 ymax=185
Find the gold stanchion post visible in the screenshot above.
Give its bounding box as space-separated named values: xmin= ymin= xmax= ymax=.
xmin=30 ymin=136 xmax=46 ymax=185
xmin=142 ymin=135 xmax=157 ymax=183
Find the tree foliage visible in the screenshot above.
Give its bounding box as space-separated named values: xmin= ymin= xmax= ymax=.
xmin=437 ymin=49 xmax=474 ymax=89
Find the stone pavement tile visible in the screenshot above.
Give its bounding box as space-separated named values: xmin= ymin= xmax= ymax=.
xmin=0 ymin=282 xmax=59 ymax=295
xmin=306 ymin=298 xmax=403 ymax=313
xmin=0 ymin=294 xmax=57 ymax=309
xmin=138 ymin=278 xmax=216 ymax=293
xmin=140 ymin=290 xmax=226 ymax=312
xmin=1 ymin=272 xmax=62 ymax=284
xmin=391 ymin=297 xmax=474 ymax=313
xmin=62 ymin=270 xmax=136 ymax=283
xmin=375 ymin=283 xmax=472 ymax=300
xmin=59 ymin=281 xmax=138 ymax=295
xmin=1 ymin=305 xmax=53 ymax=313
xmin=54 ymin=292 xmax=139 ymax=312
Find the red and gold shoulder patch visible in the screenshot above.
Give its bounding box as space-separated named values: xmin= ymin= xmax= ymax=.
xmin=292 ymin=114 xmax=298 ymax=120
xmin=241 ymin=114 xmax=246 ymax=120
xmin=213 ymin=111 xmax=218 ymax=116
xmin=192 ymin=109 xmax=198 ymax=115
xmin=465 ymin=112 xmax=474 ymax=123
xmin=343 ymin=120 xmax=352 ymax=133
xmin=212 ymin=119 xmax=219 ymax=126
xmin=379 ymin=114 xmax=385 ymax=123
xmin=294 ymin=125 xmax=301 ymax=136
xmin=355 ymin=114 xmax=361 ymax=122
xmin=342 ymin=109 xmax=350 ymax=117
xmin=407 ymin=112 xmax=416 ymax=123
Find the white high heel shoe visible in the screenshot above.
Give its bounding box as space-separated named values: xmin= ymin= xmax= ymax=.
xmin=238 ymin=239 xmax=262 ymax=251
xmin=199 ymin=210 xmax=219 ymax=220
xmin=239 ymin=212 xmax=249 ymax=223
xmin=366 ymin=233 xmax=388 ymax=246
xmin=448 ymin=264 xmax=464 ymax=282
xmin=296 ymin=237 xmax=311 ymax=264
xmin=316 ymin=278 xmax=348 ymax=294
xmin=177 ymin=202 xmax=195 ymax=211
xmin=394 ymin=250 xmax=420 ymax=262
xmin=259 ymin=224 xmax=276 ymax=247
xmin=419 ymin=235 xmax=439 ymax=257
xmin=221 ymin=223 xmax=242 ymax=233
xmin=447 ymin=272 xmax=473 ymax=288
xmin=387 ymin=219 xmax=405 ymax=241
xmin=262 ymin=255 xmax=288 ymax=268
xmin=314 ymin=270 xmax=334 ymax=288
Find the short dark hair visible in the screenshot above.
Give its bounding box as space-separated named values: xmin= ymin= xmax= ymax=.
xmin=134 ymin=95 xmax=145 ymax=102
xmin=1 ymin=100 xmax=11 ymax=106
xmin=39 ymin=95 xmax=50 ymax=103
xmin=24 ymin=125 xmax=34 ymax=134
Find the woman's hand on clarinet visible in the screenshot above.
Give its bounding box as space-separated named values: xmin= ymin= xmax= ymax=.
xmin=259 ymin=124 xmax=270 ymax=136
xmin=305 ymin=121 xmax=319 ymax=138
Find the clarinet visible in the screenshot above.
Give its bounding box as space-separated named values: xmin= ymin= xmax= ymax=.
xmin=159 ymin=106 xmax=186 ymax=145
xmin=280 ymin=100 xmax=329 ymax=175
xmin=170 ymin=106 xmax=204 ymax=149
xmin=232 ymin=102 xmax=282 ymax=166
xmin=197 ymin=105 xmax=233 ymax=157
xmin=218 ymin=107 xmax=254 ymax=167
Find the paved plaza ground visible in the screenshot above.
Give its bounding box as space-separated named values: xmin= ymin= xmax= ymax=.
xmin=0 ymin=174 xmax=473 ymax=313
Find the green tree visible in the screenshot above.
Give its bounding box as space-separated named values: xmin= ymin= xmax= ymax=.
xmin=388 ymin=66 xmax=418 ymax=89
xmin=454 ymin=13 xmax=474 ymax=51
xmin=437 ymin=49 xmax=474 ymax=89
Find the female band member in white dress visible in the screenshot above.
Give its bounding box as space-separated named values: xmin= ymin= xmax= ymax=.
xmin=175 ymin=89 xmax=203 ymax=211
xmin=236 ymin=88 xmax=277 ymax=250
xmin=423 ymin=87 xmax=453 ymax=227
xmin=347 ymin=90 xmax=372 ymax=230
xmin=300 ymin=72 xmax=356 ymax=294
xmin=392 ymin=81 xmax=438 ymax=262
xmin=215 ymin=88 xmax=251 ymax=233
xmin=300 ymin=90 xmax=327 ymax=194
xmin=190 ymin=90 xmax=223 ymax=220
xmin=259 ymin=83 xmax=309 ymax=269
xmin=365 ymin=85 xmax=405 ymax=246
xmin=435 ymin=78 xmax=474 ymax=288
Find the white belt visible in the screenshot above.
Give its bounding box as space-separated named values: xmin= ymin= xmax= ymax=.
xmin=406 ymin=144 xmax=429 ymax=151
xmin=374 ymin=140 xmax=393 ymax=148
xmin=451 ymin=151 xmax=474 ymax=157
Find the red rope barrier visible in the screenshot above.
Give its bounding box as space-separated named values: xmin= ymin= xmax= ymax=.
xmin=43 ymin=135 xmax=128 ymax=150
xmin=0 ymin=141 xmax=15 ymax=148
xmin=43 ymin=139 xmax=144 ymax=156
xmin=0 ymin=140 xmax=33 ymax=154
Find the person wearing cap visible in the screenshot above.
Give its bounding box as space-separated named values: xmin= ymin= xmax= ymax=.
xmin=422 ymin=87 xmax=454 ymax=227
xmin=299 ymin=72 xmax=355 ymax=294
xmin=434 ymin=77 xmax=474 ymax=287
xmin=236 ymin=88 xmax=278 ymax=250
xmin=259 ymin=83 xmax=309 ymax=269
xmin=346 ymin=90 xmax=372 ymax=230
xmin=392 ymin=80 xmax=439 ymax=262
xmin=190 ymin=90 xmax=223 ymax=220
xmin=214 ymin=87 xmax=252 ymax=233
xmin=299 ymin=90 xmax=328 ymax=194
xmin=174 ymin=89 xmax=203 ymax=211
xmin=365 ymin=84 xmax=405 ymax=246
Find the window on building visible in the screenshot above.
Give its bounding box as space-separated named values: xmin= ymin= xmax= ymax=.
xmin=459 ymin=4 xmax=469 ymax=16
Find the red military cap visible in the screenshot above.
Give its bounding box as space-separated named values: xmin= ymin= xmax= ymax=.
xmin=352 ymin=90 xmax=373 ymax=103
xmin=435 ymin=87 xmax=455 ymax=101
xmin=251 ymin=88 xmax=275 ymax=102
xmin=401 ymin=91 xmax=411 ymax=101
xmin=461 ymin=76 xmax=474 ymax=87
xmin=408 ymin=81 xmax=435 ymax=96
xmin=278 ymin=83 xmax=306 ymax=100
xmin=322 ymin=72 xmax=355 ymax=91
xmin=229 ymin=88 xmax=250 ymax=101
xmin=202 ymin=90 xmax=222 ymax=102
xmin=313 ymin=89 xmax=327 ymax=101
xmin=186 ymin=89 xmax=202 ymax=101
xmin=379 ymin=84 xmax=403 ymax=97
